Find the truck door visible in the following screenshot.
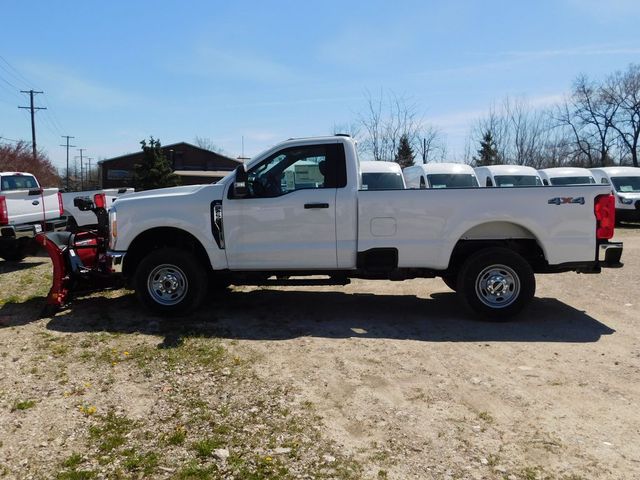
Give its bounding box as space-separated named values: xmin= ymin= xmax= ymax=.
xmin=223 ymin=143 xmax=347 ymax=269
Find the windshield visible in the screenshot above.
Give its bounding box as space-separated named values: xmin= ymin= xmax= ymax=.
xmin=494 ymin=175 xmax=542 ymax=187
xmin=427 ymin=173 xmax=478 ymax=188
xmin=361 ymin=172 xmax=404 ymax=190
xmin=611 ymin=176 xmax=640 ymax=193
xmin=550 ymin=176 xmax=595 ymax=186
xmin=0 ymin=175 xmax=39 ymax=191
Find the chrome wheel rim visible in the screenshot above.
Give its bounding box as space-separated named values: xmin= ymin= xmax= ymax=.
xmin=475 ymin=264 xmax=520 ymax=309
xmin=147 ymin=264 xmax=188 ymax=306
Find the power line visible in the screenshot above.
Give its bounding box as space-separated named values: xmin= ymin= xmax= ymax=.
xmin=18 ymin=90 xmax=46 ymax=160
xmin=60 ymin=135 xmax=76 ymax=190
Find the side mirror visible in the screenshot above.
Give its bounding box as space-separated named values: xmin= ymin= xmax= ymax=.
xmin=233 ymin=165 xmax=249 ymax=198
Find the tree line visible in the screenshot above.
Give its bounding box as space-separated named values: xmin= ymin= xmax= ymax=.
xmin=343 ymin=63 xmax=640 ymax=169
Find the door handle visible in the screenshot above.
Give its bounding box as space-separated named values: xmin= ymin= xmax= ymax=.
xmin=304 ymin=203 xmax=329 ymax=209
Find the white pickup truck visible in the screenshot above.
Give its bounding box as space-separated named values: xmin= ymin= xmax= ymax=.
xmin=62 ymin=188 xmax=134 ymax=229
xmin=0 ymin=172 xmax=66 ymax=261
xmin=97 ymin=136 xmax=623 ymax=320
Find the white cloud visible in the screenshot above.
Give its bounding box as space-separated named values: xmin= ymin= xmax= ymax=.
xmin=19 ymin=62 xmax=135 ymax=109
xmin=186 ymin=46 xmax=301 ymax=84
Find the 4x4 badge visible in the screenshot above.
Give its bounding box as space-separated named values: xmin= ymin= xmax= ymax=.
xmin=548 ymin=197 xmax=585 ymax=205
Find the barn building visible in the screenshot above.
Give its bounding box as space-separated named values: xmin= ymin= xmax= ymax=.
xmin=98 ymin=142 xmax=240 ymax=188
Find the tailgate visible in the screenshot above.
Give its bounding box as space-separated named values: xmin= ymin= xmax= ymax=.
xmin=4 ymin=188 xmax=61 ymax=225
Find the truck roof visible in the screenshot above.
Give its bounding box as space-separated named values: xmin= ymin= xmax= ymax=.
xmin=475 ymin=165 xmax=540 ymax=175
xmin=539 ymin=167 xmax=593 ymax=177
xmin=360 ymin=161 xmax=403 ymax=173
xmin=413 ymin=162 xmax=476 ymax=175
xmin=0 ymin=171 xmax=36 ymax=177
xmin=590 ymin=166 xmax=640 ymax=176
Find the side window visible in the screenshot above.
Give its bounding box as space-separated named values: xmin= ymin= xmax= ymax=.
xmin=419 ymin=176 xmax=426 ymax=189
xmin=243 ymin=144 xmax=346 ymax=198
xmin=601 ymin=178 xmax=610 ymax=185
xmin=486 ymin=177 xmax=493 ymax=187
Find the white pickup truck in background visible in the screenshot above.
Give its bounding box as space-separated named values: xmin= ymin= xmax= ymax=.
xmin=404 ymin=163 xmax=479 ymax=189
xmin=62 ymin=188 xmax=134 ymax=230
xmin=475 ymin=165 xmax=543 ymax=187
xmin=0 ymin=171 xmax=66 ymax=261
xmin=591 ymin=167 xmax=640 ymax=223
xmin=98 ymin=135 xmax=623 ymax=320
xmin=538 ymin=167 xmax=596 ymax=186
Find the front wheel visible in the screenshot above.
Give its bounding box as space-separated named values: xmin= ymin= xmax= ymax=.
xmin=135 ymin=248 xmax=208 ymax=316
xmin=457 ymin=247 xmax=535 ymax=321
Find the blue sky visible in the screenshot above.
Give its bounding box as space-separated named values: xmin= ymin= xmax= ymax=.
xmin=1 ymin=0 xmax=639 ymax=170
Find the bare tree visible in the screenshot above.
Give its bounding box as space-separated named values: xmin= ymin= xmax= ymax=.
xmin=414 ymin=125 xmax=446 ymax=163
xmin=357 ymin=90 xmax=423 ymax=162
xmin=560 ymin=75 xmax=619 ymax=167
xmin=194 ymin=136 xmax=225 ymax=154
xmin=603 ymin=64 xmax=640 ymax=167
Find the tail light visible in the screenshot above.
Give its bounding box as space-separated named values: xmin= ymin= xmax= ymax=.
xmin=57 ymin=191 xmax=64 ymax=217
xmin=93 ymin=193 xmax=106 ymax=209
xmin=0 ymin=196 xmax=7 ymax=225
xmin=595 ymin=194 xmax=615 ymax=240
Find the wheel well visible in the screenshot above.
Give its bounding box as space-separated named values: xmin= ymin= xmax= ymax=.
xmin=447 ymin=239 xmax=546 ymax=274
xmin=123 ymin=227 xmax=211 ymax=279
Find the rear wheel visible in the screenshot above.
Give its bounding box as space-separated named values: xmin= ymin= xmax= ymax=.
xmin=135 ymin=247 xmax=208 ymax=316
xmin=457 ymin=247 xmax=535 ymax=321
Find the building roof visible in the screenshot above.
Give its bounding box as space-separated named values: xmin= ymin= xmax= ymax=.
xmin=98 ymin=141 xmax=239 ymax=165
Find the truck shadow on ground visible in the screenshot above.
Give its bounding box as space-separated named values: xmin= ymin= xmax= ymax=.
xmin=18 ymin=287 xmax=616 ymax=344
xmin=0 ymin=260 xmax=46 ymax=274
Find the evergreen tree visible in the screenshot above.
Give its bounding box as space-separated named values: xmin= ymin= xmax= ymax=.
xmin=133 ymin=137 xmax=180 ymax=190
xmin=474 ymin=131 xmax=499 ymax=166
xmin=394 ymin=134 xmax=415 ymax=168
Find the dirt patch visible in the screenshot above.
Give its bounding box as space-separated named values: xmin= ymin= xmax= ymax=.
xmin=1 ymin=229 xmax=639 ymax=479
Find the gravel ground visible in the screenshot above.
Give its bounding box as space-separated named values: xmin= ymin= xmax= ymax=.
xmin=0 ymin=226 xmax=638 ymax=479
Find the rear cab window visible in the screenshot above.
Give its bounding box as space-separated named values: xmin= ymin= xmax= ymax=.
xmin=0 ymin=175 xmax=39 ymax=191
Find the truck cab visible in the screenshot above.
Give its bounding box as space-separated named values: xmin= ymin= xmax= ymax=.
xmin=475 ymin=165 xmax=543 ymax=187
xmin=404 ymin=163 xmax=479 ymax=189
xmin=360 ymin=161 xmax=406 ymax=190
xmin=538 ymin=167 xmax=596 ymax=186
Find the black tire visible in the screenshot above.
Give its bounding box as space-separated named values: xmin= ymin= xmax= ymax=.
xmin=0 ymin=243 xmax=27 ymax=262
xmin=135 ymin=247 xmax=208 ymax=316
xmin=441 ymin=274 xmax=457 ymax=292
xmin=457 ymin=247 xmax=535 ymax=321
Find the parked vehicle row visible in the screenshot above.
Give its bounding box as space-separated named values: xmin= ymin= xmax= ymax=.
xmin=36 ymin=135 xmax=623 ymax=321
xmin=365 ymin=162 xmax=640 ymax=222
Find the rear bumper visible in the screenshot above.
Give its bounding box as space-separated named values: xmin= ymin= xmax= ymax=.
xmin=598 ymin=241 xmax=623 ymax=268
xmin=540 ymin=240 xmax=623 ymax=274
xmin=0 ymin=218 xmax=67 ymax=240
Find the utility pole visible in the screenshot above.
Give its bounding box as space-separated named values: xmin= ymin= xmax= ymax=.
xmin=422 ymin=138 xmax=426 ymax=164
xmin=77 ymin=148 xmax=86 ymax=190
xmin=18 ymin=90 xmax=46 ymax=160
xmin=86 ymin=158 xmax=93 ymax=188
xmin=60 ymin=136 xmax=76 ymax=191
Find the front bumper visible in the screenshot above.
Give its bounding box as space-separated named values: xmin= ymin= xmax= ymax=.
xmin=106 ymin=250 xmax=126 ymax=274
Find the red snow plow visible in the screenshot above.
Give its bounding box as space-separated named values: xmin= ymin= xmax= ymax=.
xmin=36 ymin=193 xmax=121 ymax=313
